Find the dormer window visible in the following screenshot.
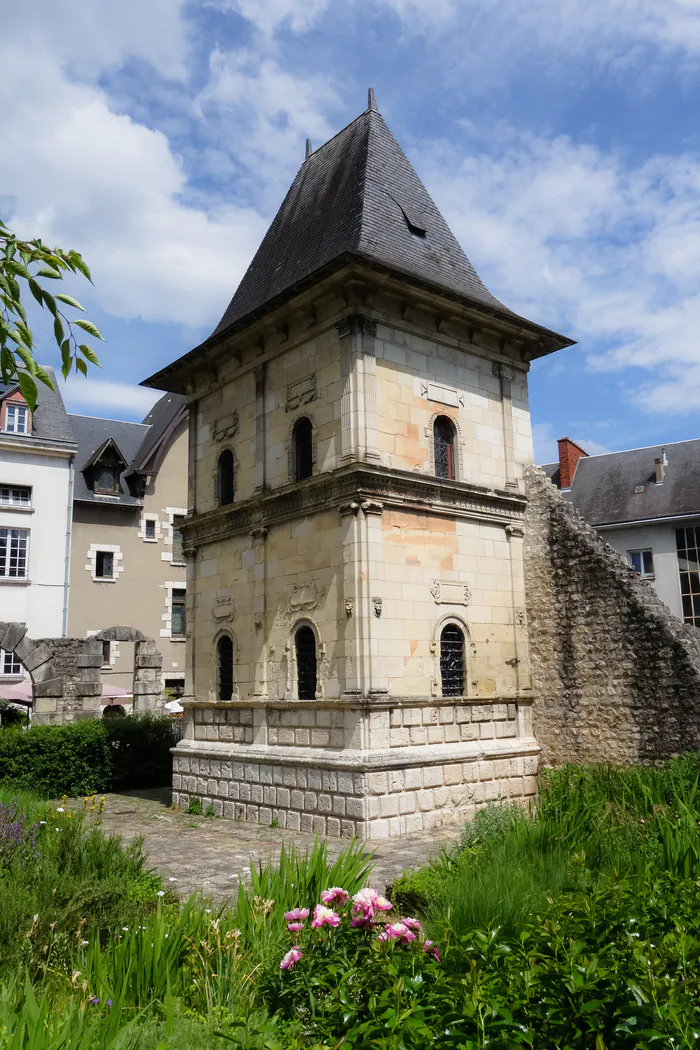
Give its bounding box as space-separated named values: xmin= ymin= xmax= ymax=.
xmin=83 ymin=438 xmax=128 ymax=497
xmin=4 ymin=403 xmax=29 ymax=435
xmin=94 ymin=464 xmax=120 ymax=495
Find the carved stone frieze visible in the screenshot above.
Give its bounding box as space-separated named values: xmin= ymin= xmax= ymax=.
xmin=213 ymin=410 xmax=239 ymax=443
xmin=285 ymin=373 xmax=317 ymax=412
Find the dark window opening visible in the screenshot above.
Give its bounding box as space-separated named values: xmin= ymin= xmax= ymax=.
xmin=164 ymin=677 xmax=185 ymax=699
xmin=295 ymin=625 xmax=317 ymax=699
xmin=144 ymin=518 xmax=156 ymax=540
xmin=102 ymin=705 xmax=125 ymax=719
xmin=629 ymin=549 xmax=654 ymax=577
xmin=172 ymin=515 xmax=186 ymax=564
xmin=434 ymin=416 xmax=456 ymax=480
xmin=677 ymin=526 xmax=700 ymax=628
xmin=217 ymin=450 xmax=235 ymax=506
xmin=293 ymin=417 xmax=313 ymax=481
xmin=95 ymin=551 xmax=114 ymax=579
xmin=217 ymin=635 xmax=234 ymax=702
xmin=171 ymin=588 xmax=186 ymax=638
xmin=94 ymin=464 xmax=120 ymax=495
xmin=440 ymin=624 xmax=465 ymax=697
xmin=102 ymin=640 xmax=111 ymax=666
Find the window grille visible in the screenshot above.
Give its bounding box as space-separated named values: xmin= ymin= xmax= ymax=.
xmin=95 ymin=466 xmax=119 ymax=494
xmin=0 ymin=485 xmax=31 ymax=507
xmin=434 ymin=417 xmax=455 ymax=480
xmin=295 ymin=626 xmax=317 ymax=699
xmin=144 ymin=519 xmax=156 ymax=540
xmin=102 ymin=640 xmax=111 ymax=666
xmin=217 ymin=450 xmax=235 ymax=506
xmin=0 ymin=528 xmax=29 ymax=578
xmin=0 ymin=648 xmax=22 ymax=676
xmin=677 ymin=527 xmax=700 ymax=627
xmin=440 ymin=624 xmax=465 ymax=696
xmin=217 ymin=636 xmax=234 ymax=702
xmin=293 ymin=418 xmax=313 ymax=481
xmin=172 ymin=516 xmax=186 ymax=564
xmin=95 ymin=551 xmax=113 ymax=579
xmin=171 ymin=589 xmax=186 ymax=638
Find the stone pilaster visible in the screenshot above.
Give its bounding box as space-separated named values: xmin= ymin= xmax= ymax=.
xmin=495 ymin=363 xmax=517 ymax=490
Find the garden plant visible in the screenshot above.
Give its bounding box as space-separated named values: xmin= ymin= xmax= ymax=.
xmin=0 ymin=755 xmax=699 ymax=1047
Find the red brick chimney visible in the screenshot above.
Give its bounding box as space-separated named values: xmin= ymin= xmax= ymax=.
xmin=557 ymin=437 xmax=588 ymax=490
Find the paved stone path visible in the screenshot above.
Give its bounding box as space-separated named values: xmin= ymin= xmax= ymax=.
xmin=89 ymin=788 xmax=462 ymax=900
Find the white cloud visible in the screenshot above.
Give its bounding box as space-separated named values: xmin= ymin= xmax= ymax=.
xmin=213 ymin=0 xmax=331 ymax=34
xmin=414 ymin=129 xmax=700 ymax=415
xmin=62 ymin=377 xmax=160 ymax=418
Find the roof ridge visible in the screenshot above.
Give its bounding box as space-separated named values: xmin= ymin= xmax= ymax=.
xmin=575 ymin=436 xmax=700 ymax=462
xmin=68 ymin=413 xmax=149 ymax=426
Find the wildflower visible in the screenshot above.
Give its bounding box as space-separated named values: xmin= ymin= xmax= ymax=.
xmin=57 ymin=807 xmax=65 ymax=813
xmin=80 ymin=940 xmax=89 ymax=947
xmin=39 ymin=821 xmax=46 ymax=825
xmin=156 ymin=891 xmax=165 ymax=897
xmin=311 ymin=904 xmax=341 ymax=929
xmin=284 ymin=907 xmax=310 ymax=923
xmin=351 ymin=888 xmax=392 ymax=927
xmin=106 ymin=1000 xmax=113 ymax=1008
xmin=287 ymin=922 xmax=305 ymax=932
xmin=401 ymin=917 xmax=422 ymax=931
xmin=422 ymin=940 xmax=441 ymax=962
xmin=321 ymin=887 xmax=349 ymax=906
xmin=90 ymin=997 xmax=100 ymax=1005
xmin=280 ymin=946 xmax=302 ymax=970
xmin=122 ymin=927 xmax=129 ymax=932
xmin=55 ymin=827 xmax=60 ymax=832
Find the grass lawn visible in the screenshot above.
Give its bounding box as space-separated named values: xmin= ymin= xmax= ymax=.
xmin=0 ymin=756 xmax=699 ymax=1048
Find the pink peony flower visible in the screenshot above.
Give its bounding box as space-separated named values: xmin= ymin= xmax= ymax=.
xmin=380 ymin=922 xmax=416 ymax=944
xmin=351 ymin=888 xmax=392 ymax=927
xmin=400 ymin=917 xmax=422 ymax=931
xmin=320 ymin=887 xmax=349 ymax=906
xmin=287 ymin=922 xmax=305 ymax=932
xmin=280 ymin=946 xmax=302 ymax=970
xmin=422 ymin=940 xmax=441 ymax=962
xmin=284 ymin=907 xmax=310 ymax=922
xmin=311 ymin=904 xmax=340 ymax=929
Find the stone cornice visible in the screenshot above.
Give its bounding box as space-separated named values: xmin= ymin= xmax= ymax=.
xmin=181 ymin=692 xmax=534 ymax=711
xmin=183 ymin=464 xmax=526 ymax=549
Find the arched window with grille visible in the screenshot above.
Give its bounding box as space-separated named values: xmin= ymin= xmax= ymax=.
xmin=433 ymin=416 xmax=456 ymax=480
xmin=292 ymin=417 xmax=313 ymax=481
xmin=217 ymin=635 xmax=234 ymax=702
xmin=295 ymin=625 xmax=317 ymax=699
xmin=217 ymin=450 xmax=235 ymax=506
xmin=440 ymin=623 xmax=466 ymax=696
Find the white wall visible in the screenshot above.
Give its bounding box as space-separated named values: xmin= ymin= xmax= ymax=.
xmin=0 ymin=449 xmax=72 ymax=638
xmin=598 ymin=521 xmax=690 ymax=620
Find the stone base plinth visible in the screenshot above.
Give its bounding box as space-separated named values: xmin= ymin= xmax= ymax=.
xmin=171 ymin=697 xmax=539 ymax=839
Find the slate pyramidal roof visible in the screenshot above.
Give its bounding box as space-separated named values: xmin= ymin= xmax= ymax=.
xmin=144 ymin=95 xmax=573 ymax=392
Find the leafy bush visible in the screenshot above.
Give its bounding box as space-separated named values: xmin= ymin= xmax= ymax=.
xmin=0 ymin=714 xmax=178 ymax=796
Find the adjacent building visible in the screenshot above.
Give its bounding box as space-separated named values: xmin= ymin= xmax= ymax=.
xmin=144 ymin=95 xmax=573 ymax=838
xmin=544 ymin=436 xmax=700 ymax=627
xmin=67 ymin=394 xmax=189 ymax=696
xmin=0 ymin=371 xmax=76 ymax=685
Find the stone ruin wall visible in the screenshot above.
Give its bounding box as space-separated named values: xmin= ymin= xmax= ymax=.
xmin=523 ymin=465 xmax=700 ymax=766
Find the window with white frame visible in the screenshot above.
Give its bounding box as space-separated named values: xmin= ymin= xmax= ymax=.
xmin=628 ymin=549 xmax=654 ymax=578
xmin=0 ymin=648 xmax=22 ymax=675
xmin=95 ymin=551 xmax=114 ymax=579
xmin=0 ymin=485 xmax=31 ymax=508
xmin=4 ymin=404 xmax=29 ymax=434
xmin=145 ymin=518 xmax=156 ymax=540
xmin=0 ymin=528 xmax=29 ymax=578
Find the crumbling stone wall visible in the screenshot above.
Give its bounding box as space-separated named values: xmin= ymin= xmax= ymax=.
xmin=524 ymin=465 xmax=700 ymax=765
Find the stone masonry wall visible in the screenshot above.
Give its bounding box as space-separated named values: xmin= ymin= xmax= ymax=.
xmin=524 ymin=465 xmax=700 ymax=765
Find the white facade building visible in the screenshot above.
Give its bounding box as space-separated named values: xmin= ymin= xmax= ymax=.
xmin=0 ymin=371 xmax=76 ymax=681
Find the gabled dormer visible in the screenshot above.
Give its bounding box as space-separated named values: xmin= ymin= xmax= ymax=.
xmin=0 ymin=388 xmax=31 ymax=436
xmin=82 ymin=438 xmax=129 ymax=497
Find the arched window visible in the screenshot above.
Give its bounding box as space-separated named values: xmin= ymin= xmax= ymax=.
xmin=434 ymin=416 xmax=456 ymax=480
xmin=217 ymin=450 xmax=235 ymax=506
xmin=217 ymin=635 xmax=234 ymax=701
xmin=440 ymin=624 xmax=465 ymax=696
xmin=292 ymin=417 xmax=313 ymax=481
xmin=295 ymin=625 xmax=317 ymax=699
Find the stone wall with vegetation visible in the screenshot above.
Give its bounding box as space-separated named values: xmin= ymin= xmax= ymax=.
xmin=523 ymin=465 xmax=700 ymax=766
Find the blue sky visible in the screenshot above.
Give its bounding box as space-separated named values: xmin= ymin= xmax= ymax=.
xmin=3 ymin=0 xmax=700 ymax=460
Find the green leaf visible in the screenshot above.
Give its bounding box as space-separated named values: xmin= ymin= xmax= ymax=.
xmin=1 ymin=347 xmax=16 ymax=384
xmin=15 ymin=321 xmax=33 ymax=349
xmin=53 ymin=315 xmax=65 ymax=346
xmin=74 ymin=318 xmax=104 ymax=340
xmin=28 ymin=278 xmax=44 ymax=307
xmin=67 ymin=250 xmax=93 ymax=283
xmin=54 ymin=293 xmax=86 ymax=312
xmin=35 ymin=365 xmax=54 ymax=390
xmin=78 ymin=343 xmax=101 ymax=366
xmin=18 ymin=371 xmax=38 ymax=411
xmin=42 ymin=290 xmax=57 ymax=317
xmin=61 ymin=341 xmax=72 ymax=380
xmin=35 ymin=267 xmax=62 ymax=279
xmin=75 ymin=357 xmax=88 ymax=376
xmin=16 ymin=347 xmax=37 ymax=375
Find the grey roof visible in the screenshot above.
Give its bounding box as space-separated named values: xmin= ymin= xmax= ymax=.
xmin=548 ymin=439 xmax=700 ymax=526
xmin=0 ymin=368 xmax=75 ymax=446
xmin=126 ymin=393 xmax=187 ymax=477
xmin=143 ymin=101 xmax=572 ymax=392
xmin=68 ymin=414 xmax=148 ymax=507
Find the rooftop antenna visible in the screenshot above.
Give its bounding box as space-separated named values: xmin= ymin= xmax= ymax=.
xmin=305 ymin=137 xmax=313 ymax=161
xmin=367 ymin=87 xmax=377 ymax=112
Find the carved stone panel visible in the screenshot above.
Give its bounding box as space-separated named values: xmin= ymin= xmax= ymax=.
xmin=213 ymin=411 xmax=239 ymax=443
xmin=430 ymin=580 xmax=471 ymax=606
xmin=212 ymin=594 xmax=236 ymax=624
xmin=421 ymin=380 xmax=464 ymax=408
xmin=285 ymin=374 xmax=317 ymax=412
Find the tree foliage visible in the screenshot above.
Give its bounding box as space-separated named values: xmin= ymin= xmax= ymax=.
xmin=0 ymin=218 xmax=103 ymax=408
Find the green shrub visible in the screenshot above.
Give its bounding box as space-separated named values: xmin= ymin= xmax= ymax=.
xmin=0 ymin=714 xmax=178 ymax=796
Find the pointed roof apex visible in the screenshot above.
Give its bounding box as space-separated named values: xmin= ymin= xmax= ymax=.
xmin=367 ymin=87 xmax=378 ymax=112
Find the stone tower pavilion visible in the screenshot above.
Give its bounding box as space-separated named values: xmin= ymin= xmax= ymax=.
xmin=144 ymin=93 xmax=573 ymax=839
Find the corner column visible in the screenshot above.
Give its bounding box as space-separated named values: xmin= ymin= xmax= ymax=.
xmin=505 ymin=522 xmax=531 ymax=696
xmin=495 ymin=363 xmax=517 ymax=490
xmin=338 ymin=315 xmax=379 ymax=464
